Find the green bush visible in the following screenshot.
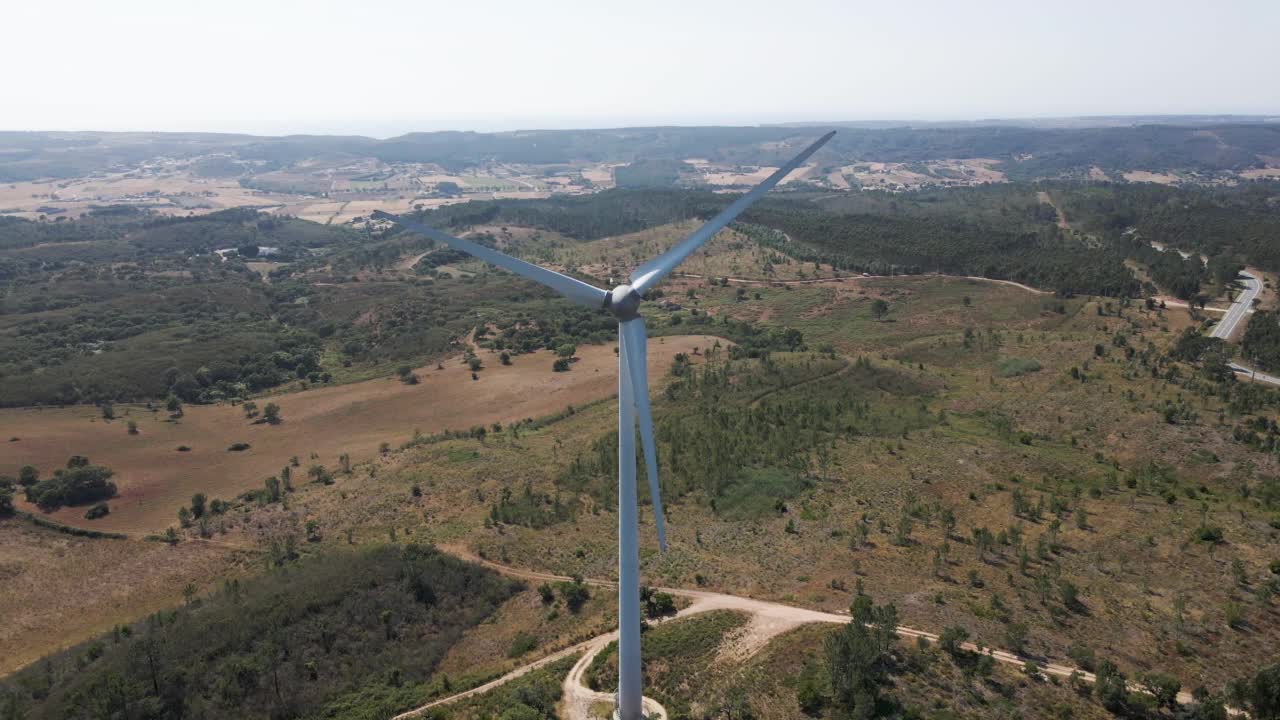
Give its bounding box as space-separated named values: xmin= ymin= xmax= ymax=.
xmin=83 ymin=503 xmax=110 ymax=520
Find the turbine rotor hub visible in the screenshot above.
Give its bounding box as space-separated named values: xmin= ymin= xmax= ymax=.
xmin=605 ymin=284 xmax=642 ymax=320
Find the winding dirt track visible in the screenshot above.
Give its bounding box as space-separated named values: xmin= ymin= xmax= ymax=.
xmin=393 ymin=548 xmax=1202 ymax=719
xmin=673 ymin=271 xmax=1048 ymax=295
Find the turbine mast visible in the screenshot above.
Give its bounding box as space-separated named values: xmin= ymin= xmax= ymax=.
xmin=616 ymin=327 xmax=643 ymax=720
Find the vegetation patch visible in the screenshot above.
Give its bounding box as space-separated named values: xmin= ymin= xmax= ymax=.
xmin=996 ymin=357 xmax=1043 ymax=377
xmin=585 ymin=610 xmax=747 ymax=716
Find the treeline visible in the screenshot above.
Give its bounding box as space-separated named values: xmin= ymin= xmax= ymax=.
xmin=0 ymin=545 xmax=520 ymax=720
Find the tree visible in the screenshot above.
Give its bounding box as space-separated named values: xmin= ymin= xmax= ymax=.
xmin=468 ymin=357 xmax=483 ymax=372
xmin=127 ymin=420 xmax=139 ymax=435
xmin=190 ymin=493 xmax=207 ymax=519
xmin=0 ymin=480 xmax=13 ymax=516
xmin=559 ymin=577 xmax=590 ymax=613
xmin=939 ymin=626 xmax=969 ymax=656
xmin=871 ymin=299 xmax=889 ymax=320
xmin=824 ymin=599 xmax=896 ymax=719
xmin=1095 ymin=660 xmax=1128 ymax=713
xmin=1141 ymin=672 xmax=1182 ymax=710
xmin=18 ymin=465 xmax=38 ymax=486
xmin=262 ymin=403 xmax=281 ymax=425
xmin=553 ymin=358 xmax=571 ymax=372
xmin=1231 ymin=663 xmax=1280 ymax=720
xmin=537 ymin=583 xmax=555 ymax=605
xmin=1004 ymin=622 xmax=1028 ymax=653
xmin=796 ymin=663 xmax=825 ymax=715
xmin=243 ymin=401 xmax=259 ymax=418
xmin=499 ymin=351 xmax=512 ymax=365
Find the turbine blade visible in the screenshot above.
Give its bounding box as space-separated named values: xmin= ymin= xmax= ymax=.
xmin=629 ymin=130 xmax=835 ymax=295
xmin=620 ymin=317 xmax=667 ymax=551
xmin=373 ymin=211 xmax=609 ymax=309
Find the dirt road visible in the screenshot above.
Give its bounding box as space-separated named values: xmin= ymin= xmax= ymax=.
xmin=674 ymin=272 xmax=1048 ymax=295
xmin=391 ymin=549 xmax=1202 ymax=718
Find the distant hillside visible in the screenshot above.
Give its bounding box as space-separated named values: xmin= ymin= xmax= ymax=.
xmin=4 ymin=120 xmax=1280 ymax=181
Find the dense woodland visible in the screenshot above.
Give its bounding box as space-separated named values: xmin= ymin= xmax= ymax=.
xmin=1055 ymin=182 xmax=1280 ymax=273
xmin=0 ymin=545 xmax=520 ymax=720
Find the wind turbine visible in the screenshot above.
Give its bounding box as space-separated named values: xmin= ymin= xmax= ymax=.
xmin=374 ymin=130 xmax=833 ymax=720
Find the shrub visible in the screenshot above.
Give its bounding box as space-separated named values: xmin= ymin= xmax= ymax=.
xmin=537 ymin=583 xmax=555 ymax=605
xmin=552 ymin=358 xmax=571 ymax=372
xmin=1195 ymin=525 xmax=1225 ymax=543
xmin=83 ymin=503 xmax=110 ymax=520
xmin=939 ymin=626 xmax=969 ymax=656
xmin=559 ymin=578 xmax=590 ymax=613
xmin=228 ymin=442 xmax=251 ymax=452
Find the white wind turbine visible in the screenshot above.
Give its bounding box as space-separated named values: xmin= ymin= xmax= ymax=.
xmin=375 ymin=130 xmax=833 ymax=720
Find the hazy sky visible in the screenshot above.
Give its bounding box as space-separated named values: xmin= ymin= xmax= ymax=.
xmin=7 ymin=0 xmax=1278 ymax=137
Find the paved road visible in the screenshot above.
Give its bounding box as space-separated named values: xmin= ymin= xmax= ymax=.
xmin=1202 ymin=268 xmax=1280 ymax=387
xmin=1230 ymin=362 xmax=1280 ymax=386
xmin=1211 ymin=269 xmax=1261 ymax=340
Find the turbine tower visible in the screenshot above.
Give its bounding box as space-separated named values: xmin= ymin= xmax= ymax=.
xmin=375 ymin=130 xmax=833 ymax=720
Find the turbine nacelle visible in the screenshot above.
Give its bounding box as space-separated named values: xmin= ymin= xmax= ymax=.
xmin=604 ymin=284 xmax=642 ymax=320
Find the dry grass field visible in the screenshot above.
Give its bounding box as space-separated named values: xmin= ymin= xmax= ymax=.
xmin=0 ymin=521 xmax=253 ymax=675
xmin=2 ymin=336 xmax=716 ymax=535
